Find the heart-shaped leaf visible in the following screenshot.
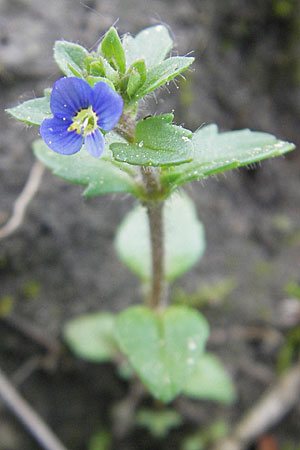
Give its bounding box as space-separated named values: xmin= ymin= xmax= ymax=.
xmin=115 ymin=192 xmax=205 ymax=281
xmin=114 ymin=305 xmax=209 ymax=402
xmin=32 ymin=135 xmax=139 ymax=197
xmin=183 ymin=353 xmax=236 ymax=404
xmin=64 ymin=312 xmax=117 ymax=362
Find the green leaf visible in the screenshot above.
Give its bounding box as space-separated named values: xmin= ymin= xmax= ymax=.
xmin=123 ymin=25 xmax=173 ymax=69
xmin=54 ymin=40 xmax=89 ymax=76
xmin=115 ymin=305 xmax=209 ymax=402
xmin=32 ymin=137 xmax=139 ymax=197
xmin=88 ymin=430 xmax=112 ymax=450
xmin=127 ymin=69 xmax=141 ymax=98
xmin=67 ymin=62 xmax=84 ymax=78
xmin=64 ymin=312 xmax=117 ymax=362
xmin=136 ymin=408 xmax=182 ymax=438
xmin=182 ymin=421 xmax=229 ymax=450
xmin=111 ymin=114 xmax=193 ymax=166
xmin=85 ymin=56 xmax=119 ymax=85
xmin=88 ymin=60 xmax=106 ymax=76
xmin=115 ymin=192 xmax=205 ymax=281
xmin=6 ymin=96 xmax=52 ymax=126
xmin=134 ymin=56 xmax=194 ymax=99
xmin=126 ymin=60 xmax=146 ymax=98
xmin=182 ymin=434 xmax=205 ymax=450
xmin=183 ymin=353 xmax=236 ymax=404
xmin=162 ymin=124 xmax=296 ymax=188
xmin=131 ymin=59 xmax=146 ymax=84
xmin=99 ymin=57 xmax=120 ymax=84
xmin=100 ymin=27 xmax=126 ymax=73
xmin=86 ymin=75 xmax=115 ymax=90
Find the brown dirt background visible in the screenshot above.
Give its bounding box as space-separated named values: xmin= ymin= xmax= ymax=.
xmin=0 ymin=0 xmax=300 ymax=448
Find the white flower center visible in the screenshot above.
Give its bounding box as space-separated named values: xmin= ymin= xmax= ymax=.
xmin=68 ymin=106 xmax=98 ymax=136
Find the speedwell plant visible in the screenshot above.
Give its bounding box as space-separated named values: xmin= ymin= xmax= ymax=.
xmin=7 ymin=25 xmax=295 ymax=403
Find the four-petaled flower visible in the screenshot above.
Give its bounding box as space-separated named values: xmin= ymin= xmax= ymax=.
xmin=40 ymin=77 xmax=123 ymax=158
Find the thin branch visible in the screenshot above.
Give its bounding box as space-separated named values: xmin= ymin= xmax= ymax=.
xmin=11 ymin=356 xmax=42 ymax=386
xmin=0 ymin=357 xmax=42 ymax=413
xmin=3 ymin=315 xmax=62 ymax=356
xmin=213 ymin=361 xmax=300 ymax=450
xmin=0 ymin=367 xmax=68 ymax=450
xmin=0 ymin=160 xmax=45 ymax=240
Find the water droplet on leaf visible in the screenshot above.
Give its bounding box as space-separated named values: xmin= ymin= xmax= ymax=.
xmin=188 ymin=340 xmax=197 ymax=350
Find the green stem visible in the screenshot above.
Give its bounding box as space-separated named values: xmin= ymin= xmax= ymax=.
xmin=141 ymin=167 xmax=166 ymax=309
xmin=114 ymin=112 xmax=167 ymax=309
xmin=146 ymin=201 xmax=166 ymax=309
xmin=114 ymin=109 xmax=136 ymax=143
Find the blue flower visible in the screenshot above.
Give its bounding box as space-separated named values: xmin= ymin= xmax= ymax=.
xmin=40 ymin=77 xmax=123 ymax=158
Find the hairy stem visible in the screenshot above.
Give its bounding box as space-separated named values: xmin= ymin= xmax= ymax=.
xmin=114 ymin=110 xmax=136 ymax=143
xmin=116 ymin=113 xmax=167 ymax=309
xmin=147 ymin=201 xmax=165 ymax=309
xmin=141 ymin=167 xmax=166 ymax=309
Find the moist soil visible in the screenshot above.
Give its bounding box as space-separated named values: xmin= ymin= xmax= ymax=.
xmin=0 ymin=0 xmax=300 ymax=449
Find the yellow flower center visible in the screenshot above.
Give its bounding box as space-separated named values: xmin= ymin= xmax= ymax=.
xmin=68 ymin=106 xmax=98 ymax=136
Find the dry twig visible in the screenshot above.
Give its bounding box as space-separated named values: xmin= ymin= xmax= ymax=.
xmin=213 ymin=361 xmax=300 ymax=450
xmin=0 ymin=160 xmax=44 ymax=240
xmin=0 ymin=367 xmax=68 ymax=450
xmin=3 ymin=315 xmax=62 ymax=356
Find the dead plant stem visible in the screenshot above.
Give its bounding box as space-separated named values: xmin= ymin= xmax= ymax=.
xmin=0 ymin=367 xmax=68 ymax=450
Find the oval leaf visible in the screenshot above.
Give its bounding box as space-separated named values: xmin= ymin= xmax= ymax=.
xmin=114 ymin=305 xmax=209 ymax=402
xmin=54 ymin=40 xmax=89 ymax=77
xmin=122 ymin=25 xmax=173 ymax=69
xmin=64 ymin=312 xmax=117 ymax=362
xmin=100 ymin=27 xmax=126 ymax=73
xmin=6 ymin=96 xmax=52 ymax=126
xmin=32 ymin=137 xmax=139 ymax=197
xmin=115 ymin=192 xmax=205 ymax=281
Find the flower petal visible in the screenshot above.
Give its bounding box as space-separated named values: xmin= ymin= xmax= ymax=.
xmin=50 ymin=77 xmax=93 ymax=119
xmin=84 ymin=129 xmax=105 ymax=158
xmin=91 ymin=81 xmax=123 ymax=131
xmin=40 ymin=117 xmax=83 ymax=155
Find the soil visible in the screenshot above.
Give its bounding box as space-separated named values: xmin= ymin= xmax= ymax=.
xmin=0 ymin=0 xmax=300 ymax=449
